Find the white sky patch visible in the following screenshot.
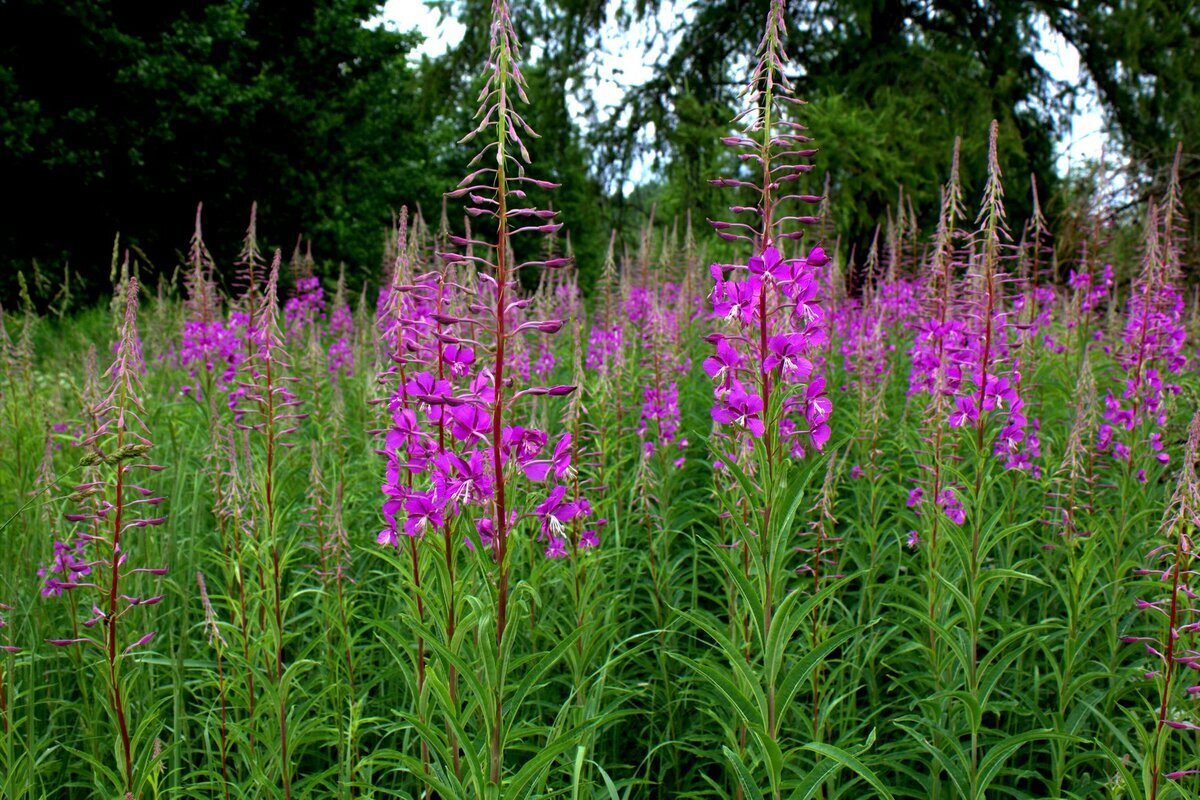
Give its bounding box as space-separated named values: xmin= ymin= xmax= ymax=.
xmin=567 ymin=0 xmax=694 ymax=194
xmin=375 ymin=1 xmax=1111 ymax=185
xmin=371 ymin=0 xmax=465 ymax=58
xmin=1033 ymin=16 xmax=1109 ymax=176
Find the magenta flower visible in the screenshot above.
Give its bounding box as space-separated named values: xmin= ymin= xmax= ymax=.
xmin=713 ymin=276 xmax=761 ymax=325
xmin=804 ymin=375 xmax=832 ymax=427
xmin=809 ymin=421 xmax=831 ymax=452
xmin=443 ymin=343 xmax=476 ymax=378
xmin=432 ymin=450 xmax=493 ymax=510
xmin=748 ymin=246 xmax=788 ymax=281
xmin=982 ymin=374 xmax=1017 ymax=412
xmin=449 ymin=403 xmax=490 ymax=444
xmin=534 ymin=485 xmax=580 ymax=542
xmin=765 ymin=334 xmax=814 ymax=382
xmin=580 ymin=518 xmax=605 ymax=550
xmin=523 ymin=433 xmax=572 ymax=482
xmin=38 ymin=538 xmax=91 ymax=598
xmin=805 ymin=246 xmax=830 ymax=267
xmin=937 ymin=489 xmax=966 ymax=525
xmin=387 ymin=408 xmax=426 ymax=457
xmin=406 ymin=371 xmax=454 ymax=405
xmin=502 ymin=426 xmax=548 ymax=466
xmin=703 ymin=336 xmax=743 ymax=391
xmin=712 ymin=382 xmax=766 ymax=438
xmin=949 ymin=395 xmax=978 ymax=428
xmin=403 ymin=491 xmax=444 ymax=539
xmin=789 ymin=272 xmax=826 ymax=327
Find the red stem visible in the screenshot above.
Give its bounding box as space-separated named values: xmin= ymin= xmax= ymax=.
xmin=1150 ymin=529 xmax=1186 ymax=800
xmin=488 ymin=116 xmax=511 ymax=786
xmin=107 ymin=429 xmax=134 ymax=794
xmin=264 ymin=356 xmax=292 ymax=800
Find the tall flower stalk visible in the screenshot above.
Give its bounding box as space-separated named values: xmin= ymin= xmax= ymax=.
xmin=907 ymin=139 xmax=967 ymax=664
xmin=697 ymin=2 xmax=851 ymax=797
xmin=377 ymin=211 xmax=434 ymax=781
xmin=49 ymin=276 xmax=167 ymax=796
xmin=448 ymin=2 xmax=577 ymax=782
xmin=1127 ymin=411 xmax=1200 ymax=798
xmin=376 ymin=1 xmax=589 ymax=792
xmin=235 ymin=252 xmax=305 ymax=797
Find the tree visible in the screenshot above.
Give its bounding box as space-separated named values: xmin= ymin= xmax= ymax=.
xmin=1045 ymin=0 xmax=1199 ymax=244
xmin=0 ymin=0 xmax=436 ymax=301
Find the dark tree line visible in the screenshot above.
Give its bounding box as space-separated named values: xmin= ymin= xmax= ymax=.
xmin=2 ymin=0 xmax=1197 ymax=304
xmin=1 ymin=0 xmax=449 ymax=301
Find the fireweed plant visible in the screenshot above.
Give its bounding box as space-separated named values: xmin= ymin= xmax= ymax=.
xmin=48 ymin=276 xmax=168 ymax=797
xmin=5 ymin=7 xmax=1200 ymax=800
xmin=375 ymin=1 xmax=602 ymax=795
xmin=1127 ymin=410 xmax=1200 ymax=798
xmin=691 ymin=2 xmax=890 ymax=799
xmin=892 ymin=122 xmax=1078 ymax=800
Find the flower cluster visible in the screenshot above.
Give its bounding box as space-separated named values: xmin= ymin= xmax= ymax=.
xmin=699 ymin=0 xmax=836 ymax=466
xmin=46 ymin=275 xmax=168 ymax=794
xmin=1099 ymin=203 xmax=1186 ymax=474
xmin=378 ymin=0 xmax=596 ymax=564
xmin=285 ymin=273 xmax=326 ymax=337
xmin=1067 ymin=264 xmax=1114 ymax=330
xmin=37 ymin=537 xmax=90 ymax=597
xmin=639 ymin=291 xmax=690 ymax=465
xmin=706 ymin=245 xmax=832 ymax=457
xmin=379 ymin=310 xmax=587 ymax=559
xmin=326 ymin=273 xmax=355 ymax=379
xmin=945 ymin=122 xmax=1037 ymax=472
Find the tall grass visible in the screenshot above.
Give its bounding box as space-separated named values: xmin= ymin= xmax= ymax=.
xmin=1 ymin=1 xmax=1198 ymax=798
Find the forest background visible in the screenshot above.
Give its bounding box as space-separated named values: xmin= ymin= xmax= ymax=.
xmin=1 ymin=0 xmax=1197 ymax=303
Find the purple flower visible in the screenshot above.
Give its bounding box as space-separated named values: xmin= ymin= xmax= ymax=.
xmin=804 ymin=246 xmax=829 ymax=267
xmin=712 ymin=382 xmax=766 ymax=438
xmin=405 ymin=372 xmax=453 ymax=404
xmin=387 ymin=408 xmax=425 ymax=454
xmin=789 ymin=272 xmax=825 ymax=327
xmin=535 ymin=485 xmax=579 ymax=541
xmin=502 ymin=426 xmax=547 ymax=465
xmin=443 ymin=343 xmax=476 ymax=378
xmin=809 ymin=422 xmax=831 ymax=452
xmin=713 ymin=276 xmax=761 ymax=326
xmin=402 ymin=491 xmax=444 ymax=539
xmin=580 ymin=517 xmax=605 ymax=550
xmin=748 ymin=246 xmax=788 ymax=282
xmin=982 ymin=374 xmax=1017 ymax=412
xmin=937 ymin=489 xmax=965 ymax=525
xmin=449 ymin=403 xmax=490 ymax=444
xmin=765 ymin=334 xmax=813 ymax=382
xmin=703 ymin=336 xmax=743 ymax=391
xmin=804 ymin=376 xmax=832 ymax=426
xmin=431 ymin=450 xmax=493 ymax=510
xmin=949 ymin=395 xmax=978 ymax=428
xmin=523 ymin=433 xmax=572 ymax=481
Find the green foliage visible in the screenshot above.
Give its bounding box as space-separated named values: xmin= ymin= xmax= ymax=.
xmin=0 ymin=0 xmax=437 ymax=299
xmin=1 ymin=238 xmax=1199 ymax=797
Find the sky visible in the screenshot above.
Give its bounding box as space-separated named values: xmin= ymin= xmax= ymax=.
xmin=372 ymin=0 xmax=1109 ymax=185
